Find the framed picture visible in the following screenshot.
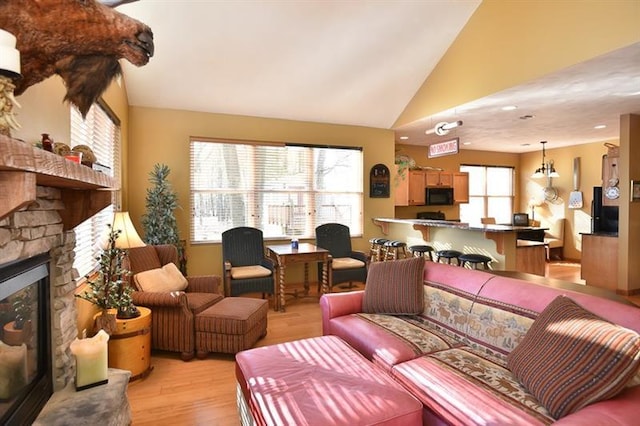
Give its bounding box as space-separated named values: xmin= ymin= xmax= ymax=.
xmin=631 ymin=180 xmax=640 ymax=202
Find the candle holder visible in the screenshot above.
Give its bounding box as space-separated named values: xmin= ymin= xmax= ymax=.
xmin=70 ymin=329 xmax=110 ymax=391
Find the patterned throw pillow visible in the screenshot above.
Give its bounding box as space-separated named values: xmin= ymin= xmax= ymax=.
xmin=507 ymin=295 xmax=640 ymax=419
xmin=362 ymin=256 xmax=425 ymax=315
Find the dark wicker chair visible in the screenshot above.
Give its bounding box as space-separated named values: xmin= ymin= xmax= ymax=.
xmin=221 ymin=227 xmax=275 ymax=299
xmin=315 ymin=223 xmax=368 ymax=291
xmin=126 ymin=244 xmax=223 ymax=361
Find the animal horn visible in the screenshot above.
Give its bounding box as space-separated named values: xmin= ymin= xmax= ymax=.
xmin=99 ymin=0 xmax=139 ymax=7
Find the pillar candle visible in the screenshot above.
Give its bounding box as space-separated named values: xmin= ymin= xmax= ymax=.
xmin=70 ymin=329 xmax=109 ymax=391
xmin=0 ymin=341 xmax=27 ymax=399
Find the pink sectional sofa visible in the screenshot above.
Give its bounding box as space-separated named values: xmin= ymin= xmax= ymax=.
xmin=320 ymin=262 xmax=640 ymax=425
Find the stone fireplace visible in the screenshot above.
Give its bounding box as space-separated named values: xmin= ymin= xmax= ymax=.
xmin=0 ymin=134 xmax=115 ymax=422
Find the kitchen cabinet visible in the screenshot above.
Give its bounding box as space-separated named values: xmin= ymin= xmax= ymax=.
xmin=426 ymin=171 xmax=452 ymax=187
xmin=453 ymin=172 xmax=469 ymax=203
xmin=395 ymin=167 xmax=425 ymax=206
xmin=581 ymin=233 xmax=618 ymax=291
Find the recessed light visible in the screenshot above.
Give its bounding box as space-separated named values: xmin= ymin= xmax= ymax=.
xmin=502 ymin=105 xmax=518 ymax=111
xmin=399 ymin=136 xmax=409 ymax=140
xmin=521 ymin=143 xmax=531 ymax=146
xmin=462 ymin=142 xmax=472 ymax=146
xmin=594 ymin=124 xmax=606 ymax=129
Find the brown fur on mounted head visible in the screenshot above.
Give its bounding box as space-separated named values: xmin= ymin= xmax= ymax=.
xmin=0 ymin=0 xmax=153 ymax=117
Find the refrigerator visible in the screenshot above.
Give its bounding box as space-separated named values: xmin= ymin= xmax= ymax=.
xmin=591 ymin=186 xmax=619 ymax=234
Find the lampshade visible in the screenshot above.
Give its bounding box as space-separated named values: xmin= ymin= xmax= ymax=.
xmin=111 ymin=212 xmax=146 ymax=249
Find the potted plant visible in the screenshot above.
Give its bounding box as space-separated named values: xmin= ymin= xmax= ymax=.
xmin=142 ymin=163 xmax=186 ymax=274
xmin=76 ymin=225 xmax=139 ymax=335
xmin=2 ymin=287 xmax=34 ymax=346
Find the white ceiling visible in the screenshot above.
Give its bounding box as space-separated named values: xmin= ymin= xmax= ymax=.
xmin=117 ymin=1 xmax=640 ymax=154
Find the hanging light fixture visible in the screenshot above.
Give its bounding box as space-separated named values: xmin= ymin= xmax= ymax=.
xmin=531 ymin=141 xmax=559 ymax=179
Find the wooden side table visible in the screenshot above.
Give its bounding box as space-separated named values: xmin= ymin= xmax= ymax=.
xmin=107 ymin=307 xmax=152 ymax=381
xmin=267 ymin=243 xmax=330 ymax=312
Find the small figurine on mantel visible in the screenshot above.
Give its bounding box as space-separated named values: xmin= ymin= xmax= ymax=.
xmin=0 ymin=29 xmax=22 ymax=138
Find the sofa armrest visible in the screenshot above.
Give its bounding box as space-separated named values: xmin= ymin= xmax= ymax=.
xmin=553 ymin=385 xmax=640 ymax=425
xmin=186 ymin=275 xmax=221 ymax=293
xmin=320 ymin=291 xmax=364 ymax=335
xmin=132 ymin=290 xmax=188 ymax=308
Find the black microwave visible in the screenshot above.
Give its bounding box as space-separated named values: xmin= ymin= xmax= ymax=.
xmin=425 ymin=187 xmax=454 ymax=205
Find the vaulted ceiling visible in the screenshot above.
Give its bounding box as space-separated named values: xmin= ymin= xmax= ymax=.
xmin=118 ymin=1 xmax=640 ymax=153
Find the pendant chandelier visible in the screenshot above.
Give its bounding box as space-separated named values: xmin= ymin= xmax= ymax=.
xmin=531 ymin=141 xmax=559 ymax=179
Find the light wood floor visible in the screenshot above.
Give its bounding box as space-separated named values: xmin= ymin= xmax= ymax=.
xmin=126 ymin=262 xmax=638 ymax=425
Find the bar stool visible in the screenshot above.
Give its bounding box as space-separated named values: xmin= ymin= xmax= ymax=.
xmin=435 ymin=249 xmax=462 ymax=265
xmin=383 ymin=240 xmax=407 ymax=261
xmin=408 ymin=245 xmax=435 ymax=261
xmin=458 ymin=253 xmax=492 ymax=270
xmin=368 ymin=238 xmax=389 ymax=262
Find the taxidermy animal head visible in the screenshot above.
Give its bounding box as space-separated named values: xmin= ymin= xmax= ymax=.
xmin=0 ymin=0 xmax=153 ymax=117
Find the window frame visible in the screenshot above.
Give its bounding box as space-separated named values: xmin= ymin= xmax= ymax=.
xmin=70 ymin=99 xmax=121 ymax=279
xmin=189 ymin=138 xmax=364 ymax=243
xmin=459 ymin=164 xmax=515 ymax=224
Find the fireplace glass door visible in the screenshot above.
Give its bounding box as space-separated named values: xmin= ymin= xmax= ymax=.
xmin=0 ymin=254 xmax=51 ymax=424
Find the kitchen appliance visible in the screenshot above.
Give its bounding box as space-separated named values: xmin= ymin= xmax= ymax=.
xmin=512 ymin=213 xmax=529 ymax=226
xmin=425 ymin=187 xmax=454 ymax=206
xmin=592 ymin=186 xmax=619 ymax=234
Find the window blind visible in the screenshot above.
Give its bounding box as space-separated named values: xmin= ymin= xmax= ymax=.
xmin=70 ymin=101 xmax=121 ymax=278
xmin=190 ymin=139 xmax=363 ymax=243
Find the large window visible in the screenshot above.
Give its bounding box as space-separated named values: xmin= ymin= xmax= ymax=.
xmin=70 ymin=101 xmax=121 ymax=278
xmin=459 ymin=165 xmax=514 ymax=224
xmin=190 ymin=139 xmax=363 ymax=243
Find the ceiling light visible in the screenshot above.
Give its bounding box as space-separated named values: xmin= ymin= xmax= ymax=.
xmin=399 ymin=136 xmax=409 ymax=140
xmin=501 ymin=105 xmax=517 ymax=111
xmin=594 ymin=124 xmax=606 ymax=129
xmin=531 ymin=141 xmax=559 ymax=179
xmin=425 ymin=120 xmax=463 ymax=136
xmin=462 ymin=142 xmax=472 ymax=146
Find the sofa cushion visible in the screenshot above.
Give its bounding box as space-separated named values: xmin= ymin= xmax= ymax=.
xmin=363 ymin=256 xmax=424 ymax=315
xmin=134 ymin=262 xmax=188 ymax=293
xmin=392 ymin=347 xmax=554 ymax=425
xmin=507 ymin=295 xmax=640 ymax=419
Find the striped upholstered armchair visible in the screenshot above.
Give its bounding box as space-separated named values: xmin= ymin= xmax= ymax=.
xmin=126 ymin=244 xmax=223 ymax=361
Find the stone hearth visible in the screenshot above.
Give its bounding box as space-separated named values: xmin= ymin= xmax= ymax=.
xmin=0 ymin=186 xmax=79 ymax=391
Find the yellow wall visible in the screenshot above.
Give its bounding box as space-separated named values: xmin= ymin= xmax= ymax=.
xmin=519 ymin=141 xmax=617 ymax=261
xmin=126 ymin=107 xmax=395 ymax=277
xmin=396 ymin=0 xmax=640 ymax=126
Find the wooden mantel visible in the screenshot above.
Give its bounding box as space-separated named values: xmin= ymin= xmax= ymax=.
xmin=0 ymin=135 xmax=116 ymax=230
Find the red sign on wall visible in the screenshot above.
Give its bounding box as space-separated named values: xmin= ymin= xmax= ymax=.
xmin=428 ymin=138 xmax=459 ymax=158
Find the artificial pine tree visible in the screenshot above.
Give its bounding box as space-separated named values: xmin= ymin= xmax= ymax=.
xmin=141 ymin=163 xmax=186 ymax=273
xmin=75 ymin=225 xmax=138 ymax=335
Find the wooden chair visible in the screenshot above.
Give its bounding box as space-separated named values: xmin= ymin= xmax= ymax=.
xmin=481 ymin=217 xmax=496 ymax=224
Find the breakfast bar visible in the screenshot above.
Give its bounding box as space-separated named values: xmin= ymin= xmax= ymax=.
xmin=372 ymin=218 xmax=547 ymax=274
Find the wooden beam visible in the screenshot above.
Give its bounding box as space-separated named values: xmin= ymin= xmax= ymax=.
xmin=0 ymin=171 xmax=37 ymax=220
xmin=59 ymin=189 xmax=113 ymax=231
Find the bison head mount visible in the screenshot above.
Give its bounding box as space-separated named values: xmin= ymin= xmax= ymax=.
xmin=0 ymin=0 xmax=154 ymax=117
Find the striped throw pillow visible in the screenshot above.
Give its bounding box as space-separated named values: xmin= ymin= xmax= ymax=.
xmin=507 ymin=295 xmax=640 ymax=419
xmin=362 ymin=256 xmax=425 ymax=315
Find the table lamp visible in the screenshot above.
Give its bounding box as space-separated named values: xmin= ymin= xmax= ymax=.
xmin=111 ymin=212 xmax=145 ymax=319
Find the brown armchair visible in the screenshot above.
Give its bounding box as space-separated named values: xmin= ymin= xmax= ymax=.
xmin=126 ymin=244 xmax=223 ymax=361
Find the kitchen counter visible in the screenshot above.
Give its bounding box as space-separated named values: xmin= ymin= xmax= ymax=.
xmin=372 ymin=218 xmax=548 ymax=274
xmin=581 ymin=233 xmax=619 ymax=292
